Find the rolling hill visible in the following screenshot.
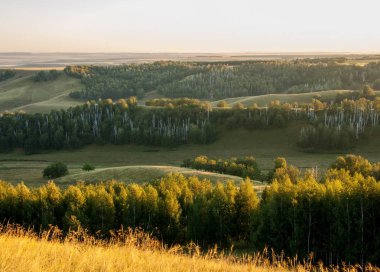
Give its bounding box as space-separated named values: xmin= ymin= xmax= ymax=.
xmin=211 ymin=89 xmax=380 ymax=107
xmin=55 ymin=165 xmax=266 ymax=191
xmin=2 ymin=71 xmax=378 ymax=114
xmin=0 ymin=70 xmax=83 ymax=113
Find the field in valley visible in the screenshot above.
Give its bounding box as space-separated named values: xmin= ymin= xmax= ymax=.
xmin=1 ymin=126 xmax=379 ymax=186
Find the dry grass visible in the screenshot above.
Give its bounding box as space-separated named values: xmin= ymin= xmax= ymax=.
xmin=0 ymin=225 xmax=368 ymax=272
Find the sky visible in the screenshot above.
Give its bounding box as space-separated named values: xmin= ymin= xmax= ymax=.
xmin=0 ymin=0 xmax=380 ymax=53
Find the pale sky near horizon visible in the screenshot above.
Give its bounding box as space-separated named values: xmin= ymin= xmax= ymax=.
xmin=0 ymin=0 xmax=379 ymax=53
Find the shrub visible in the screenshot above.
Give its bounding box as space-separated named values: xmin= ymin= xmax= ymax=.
xmin=82 ymin=163 xmax=95 ymax=172
xmin=183 ymin=155 xmax=262 ymax=180
xmin=43 ymin=162 xmax=69 ymax=179
xmin=233 ymin=102 xmax=245 ymax=109
xmin=217 ymin=101 xmax=229 ymax=108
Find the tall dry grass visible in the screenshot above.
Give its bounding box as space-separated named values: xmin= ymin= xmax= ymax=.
xmin=0 ymin=225 xmax=373 ymax=272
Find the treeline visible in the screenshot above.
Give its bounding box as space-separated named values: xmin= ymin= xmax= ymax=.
xmin=33 ymin=70 xmax=60 ymax=82
xmin=0 ymin=175 xmax=259 ymax=247
xmin=331 ymin=154 xmax=380 ymax=179
xmin=1 ymin=155 xmax=380 ymax=265
xmin=297 ymin=125 xmax=357 ymax=151
xmin=145 ymin=98 xmax=211 ymax=109
xmin=0 ymin=101 xmax=305 ymax=154
xmin=0 ymin=69 xmax=16 ymax=81
xmin=64 ymin=60 xmax=380 ymax=101
xmin=0 ymin=99 xmax=216 ymax=154
xmin=182 ymin=155 xmax=262 ymax=180
xmin=297 ymin=95 xmax=380 ymax=150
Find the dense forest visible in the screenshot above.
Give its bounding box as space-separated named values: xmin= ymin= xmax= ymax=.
xmin=0 ymin=155 xmax=379 ymax=266
xmin=0 ymin=98 xmax=216 ymax=154
xmin=65 ymin=60 xmax=380 ymax=100
xmin=65 ymin=62 xmax=204 ymax=99
xmin=0 ymin=93 xmax=379 ymax=153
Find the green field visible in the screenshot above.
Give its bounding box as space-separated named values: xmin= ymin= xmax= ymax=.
xmin=211 ymin=89 xmax=380 ymax=107
xmin=55 ymin=165 xmax=267 ymax=194
xmin=0 ymin=71 xmax=83 ymax=113
xmin=1 ymin=125 xmax=379 ymax=186
xmin=55 ymin=165 xmax=246 ymax=184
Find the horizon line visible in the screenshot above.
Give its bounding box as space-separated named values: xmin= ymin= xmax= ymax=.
xmin=1 ymin=51 xmax=380 ymax=55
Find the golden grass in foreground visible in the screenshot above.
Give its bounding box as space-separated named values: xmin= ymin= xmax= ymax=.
xmin=0 ymin=226 xmax=371 ymax=272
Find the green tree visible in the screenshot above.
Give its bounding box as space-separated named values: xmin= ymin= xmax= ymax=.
xmin=34 ymin=181 xmax=62 ymax=228
xmin=62 ymin=185 xmax=86 ymax=230
xmin=82 ymin=163 xmax=95 ymax=171
xmin=235 ymin=179 xmax=259 ymax=241
xmin=216 ymin=101 xmax=229 ymax=108
xmin=43 ymin=162 xmax=69 ymax=179
xmin=362 ymin=85 xmax=375 ymax=99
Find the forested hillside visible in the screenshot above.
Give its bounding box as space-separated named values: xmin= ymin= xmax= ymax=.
xmin=0 ymin=70 xmax=83 ymax=113
xmin=65 ymin=60 xmax=380 ymax=100
xmin=65 ymin=62 xmax=205 ymax=99
xmin=1 ymin=91 xmax=379 ymax=154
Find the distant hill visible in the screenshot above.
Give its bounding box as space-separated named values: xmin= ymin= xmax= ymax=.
xmin=1 ymin=69 xmax=379 ymax=114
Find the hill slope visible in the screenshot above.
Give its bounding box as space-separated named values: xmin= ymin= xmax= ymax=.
xmin=0 ymin=71 xmax=83 ymax=113
xmin=0 ymin=232 xmax=298 ymax=272
xmin=211 ymin=90 xmax=380 ymax=107
xmin=55 ymin=165 xmax=265 ymax=189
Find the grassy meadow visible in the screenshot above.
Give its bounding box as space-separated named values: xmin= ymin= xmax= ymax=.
xmin=56 ymin=165 xmax=245 ymax=184
xmin=0 ymin=70 xmax=83 ymax=113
